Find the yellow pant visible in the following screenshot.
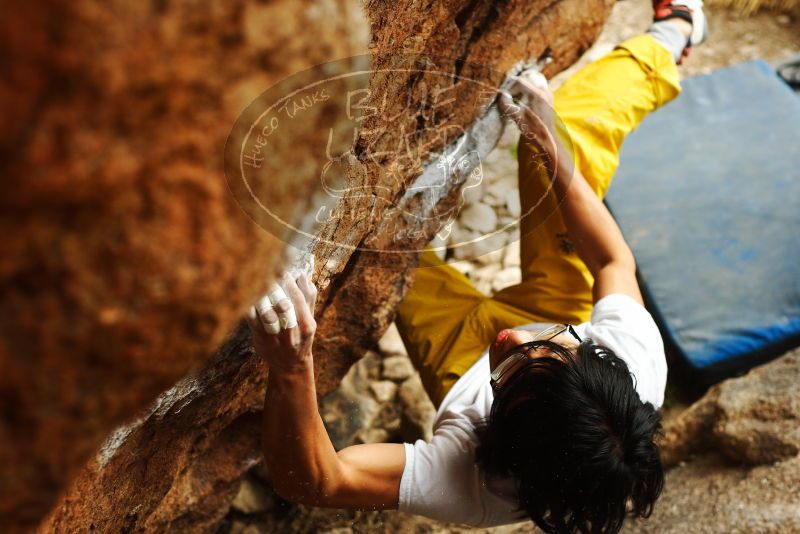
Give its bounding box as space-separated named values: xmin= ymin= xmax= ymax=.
xmin=396 ymin=35 xmax=682 ymax=407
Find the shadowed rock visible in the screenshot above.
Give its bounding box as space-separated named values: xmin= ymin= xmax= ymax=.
xmin=661 ymin=347 xmax=800 ymax=467
xmin=626 ymin=348 xmax=800 ymax=534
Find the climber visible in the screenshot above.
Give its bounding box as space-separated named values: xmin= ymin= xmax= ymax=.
xmin=248 ymin=1 xmax=707 ymax=533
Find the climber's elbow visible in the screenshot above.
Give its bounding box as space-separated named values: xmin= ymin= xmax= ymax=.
xmin=271 ymin=479 xmax=310 ymax=505
xmin=271 ymin=474 xmax=340 ymax=507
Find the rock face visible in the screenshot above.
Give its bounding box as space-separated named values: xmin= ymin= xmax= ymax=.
xmin=623 ymin=348 xmax=800 ymax=534
xmin=1 ymin=0 xmax=613 ymax=531
xmin=623 ymin=455 xmax=800 ymax=534
xmin=398 ymin=374 xmax=438 ymax=443
xmin=0 ymin=1 xmax=368 ymax=530
xmin=660 ymin=347 xmax=800 ymax=467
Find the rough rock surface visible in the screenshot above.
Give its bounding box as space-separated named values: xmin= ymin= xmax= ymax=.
xmin=623 ymin=455 xmax=800 ymax=534
xmin=660 ymin=347 xmax=800 ymax=467
xmin=0 ymin=0 xmax=367 ymax=530
xmin=398 ymin=374 xmax=438 ymax=443
xmin=320 ymin=351 xmax=383 ymax=451
xmin=623 ymin=347 xmax=800 ymax=534
xmin=1 ymin=0 xmax=613 ymax=531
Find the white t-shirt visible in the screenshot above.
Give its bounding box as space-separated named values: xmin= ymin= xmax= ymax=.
xmin=398 ymin=294 xmax=667 ymax=527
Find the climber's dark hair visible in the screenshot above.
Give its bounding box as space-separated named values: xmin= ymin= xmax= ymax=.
xmin=475 ymin=339 xmax=664 ymax=534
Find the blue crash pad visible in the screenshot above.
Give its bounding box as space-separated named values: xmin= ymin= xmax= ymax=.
xmin=605 ymin=60 xmax=800 ymax=381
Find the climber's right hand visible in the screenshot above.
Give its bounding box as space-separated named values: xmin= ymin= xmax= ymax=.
xmin=247 ymin=272 xmax=318 ymax=374
xmin=498 ymin=70 xmax=559 ymax=160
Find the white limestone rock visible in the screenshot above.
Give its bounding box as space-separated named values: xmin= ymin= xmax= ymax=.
xmin=369 ymin=380 xmax=399 ymax=403
xmin=459 ymin=202 xmax=497 ymax=234
xmin=491 ymin=267 xmax=522 ymax=293
xmin=505 ymin=188 xmax=522 ymax=218
xmin=503 ymin=239 xmax=521 ymax=268
xmin=230 ymin=475 xmax=273 ymax=515
xmin=382 ymin=355 xmax=415 ymax=382
xmin=378 ymin=322 xmax=407 ymax=356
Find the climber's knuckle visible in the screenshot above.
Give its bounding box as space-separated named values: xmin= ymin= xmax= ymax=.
xmin=286 ymin=284 xmax=301 ymax=300
xmin=300 ymin=319 xmax=316 ymax=337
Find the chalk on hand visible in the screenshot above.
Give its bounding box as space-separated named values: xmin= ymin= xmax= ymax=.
xmin=287 ymin=253 xmax=315 ymax=281
xmin=268 ymin=283 xmax=289 ymax=306
xmin=268 ymin=282 xmax=297 ymax=330
xmin=279 ymin=307 xmax=297 ymax=329
xmin=256 ymin=296 xmax=281 ymax=334
xmin=518 ymin=69 xmax=548 ymax=90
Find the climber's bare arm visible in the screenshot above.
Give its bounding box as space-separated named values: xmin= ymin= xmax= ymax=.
xmin=553 ymin=164 xmax=643 ymax=305
xmin=499 ymin=75 xmax=643 ymax=305
xmin=248 ymin=273 xmax=405 ymax=510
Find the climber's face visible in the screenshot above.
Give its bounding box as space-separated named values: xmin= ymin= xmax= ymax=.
xmin=490 ymin=329 xmax=536 ymax=369
xmin=488 ymin=325 xmax=583 ymax=393
xmin=489 ymin=324 xmax=581 ymax=378
xmin=489 ymin=328 xmax=578 ymax=370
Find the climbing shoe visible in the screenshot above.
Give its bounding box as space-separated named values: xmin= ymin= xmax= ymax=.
xmin=653 ymin=0 xmax=709 ymax=60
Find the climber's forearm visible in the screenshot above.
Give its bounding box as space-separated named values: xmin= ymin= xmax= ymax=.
xmin=262 ymin=361 xmax=343 ymax=504
xmin=553 ymin=154 xmax=635 ymax=275
xmin=499 ymin=72 xmax=641 ymax=304
xmin=553 ymin=151 xmax=642 ymax=304
xmin=253 ymin=273 xmax=403 ymax=509
xmin=261 ymin=360 xmax=406 ymax=510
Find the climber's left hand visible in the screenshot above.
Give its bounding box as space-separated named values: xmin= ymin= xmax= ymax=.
xmin=247 ymin=272 xmax=318 ymax=374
